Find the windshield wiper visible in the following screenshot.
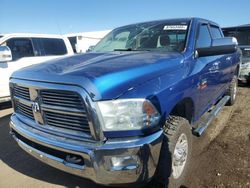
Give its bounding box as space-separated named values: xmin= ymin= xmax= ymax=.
xmin=113 ymin=48 xmax=151 ymax=51
xmin=114 ymin=48 xmax=134 ymax=51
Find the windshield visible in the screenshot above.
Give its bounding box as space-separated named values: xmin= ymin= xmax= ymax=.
xmin=93 ymin=21 xmax=190 ymax=53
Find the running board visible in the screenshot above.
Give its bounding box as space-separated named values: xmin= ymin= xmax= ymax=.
xmin=193 ymin=96 xmax=230 ymax=137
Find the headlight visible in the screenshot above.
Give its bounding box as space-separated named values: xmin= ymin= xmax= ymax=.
xmin=97 ymin=99 xmax=160 ymax=131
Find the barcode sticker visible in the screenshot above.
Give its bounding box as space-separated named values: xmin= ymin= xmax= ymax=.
xmin=163 ymin=25 xmax=188 ymax=30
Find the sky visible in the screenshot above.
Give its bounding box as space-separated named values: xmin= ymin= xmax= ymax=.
xmin=1 ymin=0 xmax=250 ymax=34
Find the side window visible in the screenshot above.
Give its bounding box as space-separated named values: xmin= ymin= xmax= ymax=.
xmin=210 ymin=26 xmax=223 ymax=38
xmin=196 ymin=24 xmax=212 ymax=48
xmin=3 ymin=38 xmax=34 ymax=61
xmin=68 ymin=37 xmax=77 ymax=53
xmin=32 ymin=38 xmax=67 ymax=56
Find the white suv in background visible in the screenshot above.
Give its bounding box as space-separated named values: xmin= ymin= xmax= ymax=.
xmin=0 ymin=33 xmax=74 ymax=103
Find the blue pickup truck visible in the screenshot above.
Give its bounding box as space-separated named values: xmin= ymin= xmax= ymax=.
xmin=9 ymin=18 xmax=240 ymax=187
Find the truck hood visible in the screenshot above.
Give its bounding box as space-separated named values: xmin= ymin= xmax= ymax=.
xmin=11 ymin=51 xmax=185 ymax=101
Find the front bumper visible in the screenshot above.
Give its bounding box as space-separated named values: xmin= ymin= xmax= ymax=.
xmin=10 ymin=114 xmax=163 ymax=186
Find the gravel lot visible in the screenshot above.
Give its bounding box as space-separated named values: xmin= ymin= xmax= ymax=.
xmin=185 ymin=86 xmax=250 ymax=188
xmin=0 ymin=87 xmax=249 ymax=188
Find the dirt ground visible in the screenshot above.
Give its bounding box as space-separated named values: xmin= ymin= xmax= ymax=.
xmin=184 ymin=86 xmax=250 ymax=188
xmin=0 ymin=87 xmax=249 ymax=188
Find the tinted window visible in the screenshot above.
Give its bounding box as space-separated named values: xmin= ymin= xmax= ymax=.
xmin=196 ymin=24 xmax=212 ymax=48
xmin=4 ymin=38 xmax=34 ymax=61
xmin=210 ymin=26 xmax=223 ymax=38
xmin=68 ymin=37 xmax=77 ymax=53
xmin=32 ymin=38 xmax=67 ymax=56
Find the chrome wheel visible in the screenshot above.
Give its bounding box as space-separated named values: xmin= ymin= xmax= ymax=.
xmin=172 ymin=133 xmax=188 ymax=179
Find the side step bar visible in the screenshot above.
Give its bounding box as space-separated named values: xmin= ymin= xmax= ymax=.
xmin=193 ymin=96 xmax=230 ymax=136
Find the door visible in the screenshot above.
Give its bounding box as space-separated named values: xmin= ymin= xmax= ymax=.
xmin=0 ymin=37 xmax=36 ymax=98
xmin=0 ymin=37 xmax=68 ymax=98
xmin=210 ymin=25 xmax=233 ymax=93
xmin=195 ymin=24 xmax=222 ymax=117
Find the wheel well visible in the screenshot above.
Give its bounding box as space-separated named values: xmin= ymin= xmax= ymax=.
xmin=169 ymin=98 xmax=194 ymax=124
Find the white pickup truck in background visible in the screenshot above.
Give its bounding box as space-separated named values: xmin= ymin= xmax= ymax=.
xmin=0 ymin=33 xmax=74 ymax=103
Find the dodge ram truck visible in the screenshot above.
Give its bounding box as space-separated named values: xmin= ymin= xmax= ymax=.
xmin=9 ymin=18 xmax=241 ymax=187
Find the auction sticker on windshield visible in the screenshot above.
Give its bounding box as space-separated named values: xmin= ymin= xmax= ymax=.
xmin=163 ymin=25 xmax=188 ymax=30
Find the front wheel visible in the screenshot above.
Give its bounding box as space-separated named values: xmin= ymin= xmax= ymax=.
xmin=152 ymin=116 xmax=192 ymax=188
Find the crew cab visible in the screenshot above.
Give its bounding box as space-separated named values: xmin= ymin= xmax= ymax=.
xmin=9 ymin=18 xmax=241 ymax=187
xmin=0 ymin=33 xmax=74 ymax=103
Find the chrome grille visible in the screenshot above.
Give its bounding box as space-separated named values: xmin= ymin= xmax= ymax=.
xmin=40 ymin=90 xmax=83 ymax=109
xmin=12 ymin=84 xmax=92 ymax=138
xmin=16 ymin=101 xmax=34 ymax=120
xmin=13 ymin=85 xmax=30 ymax=100
xmin=44 ymin=111 xmax=90 ymax=133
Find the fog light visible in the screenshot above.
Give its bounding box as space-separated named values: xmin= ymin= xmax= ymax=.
xmin=110 ymin=155 xmax=139 ymax=171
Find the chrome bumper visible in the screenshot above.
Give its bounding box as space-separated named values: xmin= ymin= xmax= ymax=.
xmin=10 ymin=114 xmax=163 ymax=186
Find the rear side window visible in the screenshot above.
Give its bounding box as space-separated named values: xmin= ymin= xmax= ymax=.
xmin=210 ymin=26 xmax=223 ymax=38
xmin=32 ymin=38 xmax=67 ymax=56
xmin=3 ymin=38 xmax=34 ymax=61
xmin=196 ymin=24 xmax=212 ymax=48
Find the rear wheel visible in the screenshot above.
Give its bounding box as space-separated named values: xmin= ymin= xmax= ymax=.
xmin=152 ymin=116 xmax=192 ymax=188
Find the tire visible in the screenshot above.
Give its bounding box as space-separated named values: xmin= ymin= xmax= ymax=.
xmin=226 ymin=75 xmax=238 ymax=106
xmin=151 ymin=116 xmax=192 ymax=188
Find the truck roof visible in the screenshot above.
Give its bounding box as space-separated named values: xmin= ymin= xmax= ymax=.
xmin=114 ymin=17 xmax=220 ymax=29
xmin=0 ymin=33 xmax=67 ymax=39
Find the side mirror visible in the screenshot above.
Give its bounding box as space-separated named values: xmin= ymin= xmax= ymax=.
xmin=196 ymin=37 xmax=238 ymax=57
xmin=86 ymin=45 xmax=95 ymax=52
xmin=0 ymin=46 xmax=12 ymax=62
